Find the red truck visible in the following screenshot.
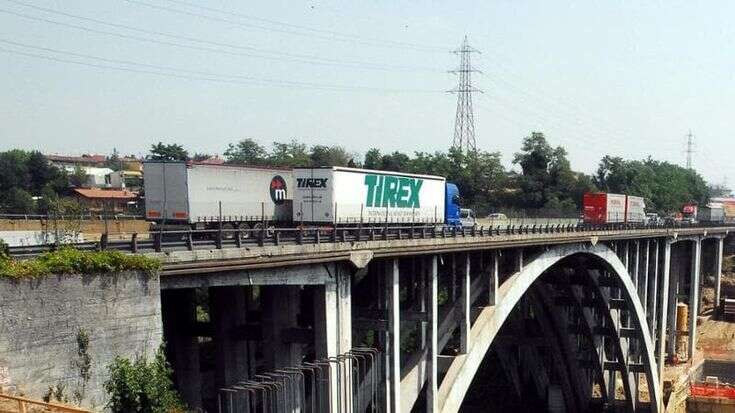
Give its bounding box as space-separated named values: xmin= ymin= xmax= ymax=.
xmin=583 ymin=192 xmax=646 ymax=224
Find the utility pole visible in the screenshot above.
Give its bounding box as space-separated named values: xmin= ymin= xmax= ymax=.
xmin=449 ymin=35 xmax=482 ymax=153
xmin=685 ymin=130 xmax=695 ymax=169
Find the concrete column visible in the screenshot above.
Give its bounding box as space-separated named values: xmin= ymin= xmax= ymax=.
xmin=666 ymin=246 xmax=680 ymax=357
xmin=648 ymin=240 xmax=660 ymax=339
xmin=426 ymin=255 xmax=439 ymax=412
xmin=451 ymin=254 xmax=457 ymax=303
xmin=657 ymin=241 xmax=672 ymax=412
xmin=641 ymin=240 xmax=650 ymax=311
xmin=209 ymin=286 xmax=250 ymax=389
xmin=459 ymin=253 xmax=471 ymax=354
xmin=262 ymin=285 xmax=303 ymax=368
xmin=716 ymin=237 xmax=724 ymax=303
xmin=688 ymin=239 xmax=701 ymax=360
xmin=315 ymin=264 xmax=352 ymax=413
xmin=633 ymin=240 xmax=640 ymax=289
xmin=489 ymin=250 xmax=499 ymax=306
xmin=515 ymin=248 xmax=524 ymax=273
xmin=386 ymin=259 xmax=401 ymax=412
xmin=160 ymin=289 xmax=202 ymax=409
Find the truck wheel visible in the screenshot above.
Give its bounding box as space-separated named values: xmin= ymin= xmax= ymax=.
xmin=253 ymin=223 xmax=275 ymax=238
xmin=221 ymin=223 xmax=235 ymax=240
xmin=238 ymin=222 xmax=251 ymax=239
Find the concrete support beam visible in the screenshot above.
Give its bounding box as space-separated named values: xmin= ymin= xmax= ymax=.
xmin=209 ymin=286 xmax=250 ymax=388
xmin=262 ymin=285 xmax=302 ymax=368
xmin=515 ymin=248 xmax=524 ymax=273
xmin=666 ymin=246 xmax=680 ymax=357
xmin=161 ymin=289 xmax=202 ymax=409
xmin=716 ymin=237 xmax=724 ymax=303
xmin=688 ymin=238 xmax=701 ymax=360
xmin=633 ymin=240 xmax=640 ymax=288
xmin=386 ymin=259 xmax=401 ymax=412
xmin=426 ymin=255 xmax=439 ymax=412
xmin=459 ymin=253 xmax=471 ymax=354
xmin=657 ymin=241 xmax=672 ymax=413
xmin=648 ymin=240 xmax=660 ymax=340
xmin=315 ymin=264 xmax=352 ymax=413
xmin=641 ymin=240 xmax=650 ymax=312
xmin=489 ymin=251 xmax=499 ymax=306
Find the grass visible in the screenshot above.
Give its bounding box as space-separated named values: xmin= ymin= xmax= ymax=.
xmin=0 ymin=247 xmax=160 ymax=279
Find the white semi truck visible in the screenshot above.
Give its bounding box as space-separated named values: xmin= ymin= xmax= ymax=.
xmin=292 ymin=166 xmax=471 ymax=227
xmin=143 ymin=161 xmax=293 ymax=234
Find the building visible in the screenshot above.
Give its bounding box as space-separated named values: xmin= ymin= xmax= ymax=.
xmin=72 ymin=188 xmax=138 ymax=214
xmin=45 ymin=154 xmax=107 ymax=169
xmin=63 ymin=166 xmax=114 ymax=188
xmin=109 ymin=170 xmax=143 ymax=190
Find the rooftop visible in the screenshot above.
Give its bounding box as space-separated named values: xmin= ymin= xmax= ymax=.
xmin=73 ymin=188 xmax=138 ymax=199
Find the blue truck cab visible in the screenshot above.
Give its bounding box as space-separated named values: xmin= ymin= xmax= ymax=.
xmin=445 ymin=182 xmax=476 ymax=228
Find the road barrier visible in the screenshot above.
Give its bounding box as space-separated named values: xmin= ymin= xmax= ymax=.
xmin=6 ymin=221 xmax=733 ymax=258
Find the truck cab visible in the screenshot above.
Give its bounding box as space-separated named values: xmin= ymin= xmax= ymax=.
xmin=445 ymin=183 xmax=475 ymax=228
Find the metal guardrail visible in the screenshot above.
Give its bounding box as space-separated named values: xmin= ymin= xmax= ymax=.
xmin=217 ymin=348 xmax=381 ymax=413
xmin=0 ymin=393 xmax=90 ymax=413
xmin=0 ymin=213 xmax=144 ymax=221
xmin=5 ymin=221 xmax=733 ymax=258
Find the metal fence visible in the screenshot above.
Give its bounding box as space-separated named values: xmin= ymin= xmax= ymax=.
xmin=217 ymin=348 xmax=381 ymax=413
xmin=6 ymin=220 xmax=734 ymax=258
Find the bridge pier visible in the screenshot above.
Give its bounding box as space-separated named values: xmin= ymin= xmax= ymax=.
xmin=161 ymin=288 xmax=202 ymax=410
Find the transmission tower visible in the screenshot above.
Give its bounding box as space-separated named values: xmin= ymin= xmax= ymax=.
xmin=685 ymin=130 xmax=695 ymax=169
xmin=449 ymin=35 xmax=482 ymax=153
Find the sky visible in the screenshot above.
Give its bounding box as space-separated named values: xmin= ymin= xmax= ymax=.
xmin=0 ymin=0 xmax=733 ymax=184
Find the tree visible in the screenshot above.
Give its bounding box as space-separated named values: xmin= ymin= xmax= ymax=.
xmin=224 ymin=138 xmax=267 ymax=165
xmin=191 ymin=153 xmax=213 ymax=162
xmin=310 ymin=145 xmax=352 ymax=167
xmin=363 ymin=148 xmax=382 ymax=170
xmin=69 ymin=166 xmax=88 ymax=188
xmin=4 ymin=188 xmax=35 ymax=214
xmin=268 ymin=140 xmax=310 ymax=167
xmin=105 ymin=148 xmax=122 ymax=171
xmin=148 ymin=142 xmax=188 ymax=161
xmin=594 ymin=156 xmax=708 ymax=213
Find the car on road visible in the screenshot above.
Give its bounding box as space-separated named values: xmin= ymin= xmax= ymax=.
xmin=460 ymin=208 xmax=477 ymax=228
xmin=645 ymin=212 xmax=661 ymax=225
xmin=485 ymin=213 xmax=508 ymax=220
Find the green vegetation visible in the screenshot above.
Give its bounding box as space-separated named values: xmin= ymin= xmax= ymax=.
xmin=104 ymin=345 xmax=185 ymax=413
xmin=212 ymin=133 xmax=715 ymax=216
xmin=148 ymin=142 xmax=189 ymax=161
xmin=0 ymin=149 xmax=67 ymax=214
xmin=594 ymin=155 xmax=709 ymax=214
xmin=0 ymin=248 xmax=160 ymax=279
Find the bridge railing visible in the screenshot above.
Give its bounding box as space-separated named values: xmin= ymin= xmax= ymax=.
xmin=217 ymin=348 xmax=381 ymax=413
xmin=5 ymin=220 xmax=731 ymax=258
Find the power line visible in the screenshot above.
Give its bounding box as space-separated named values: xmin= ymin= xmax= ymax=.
xmin=448 ymin=35 xmax=482 ymax=153
xmin=0 ymin=2 xmax=440 ymax=72
xmin=0 ymin=38 xmax=442 ymax=93
xmin=157 ymin=0 xmax=452 ymax=52
xmin=123 ymin=0 xmax=449 ymax=53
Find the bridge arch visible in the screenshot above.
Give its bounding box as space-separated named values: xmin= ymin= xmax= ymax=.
xmin=438 ymin=242 xmax=661 ymax=413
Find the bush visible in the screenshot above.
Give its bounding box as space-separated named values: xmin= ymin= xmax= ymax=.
xmin=0 ymin=247 xmax=160 ymax=279
xmin=104 ymin=345 xmax=185 ymax=413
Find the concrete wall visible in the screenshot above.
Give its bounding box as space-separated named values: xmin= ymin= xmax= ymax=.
xmin=0 ymin=271 xmax=162 ymax=411
xmin=0 ymin=219 xmax=150 ymax=239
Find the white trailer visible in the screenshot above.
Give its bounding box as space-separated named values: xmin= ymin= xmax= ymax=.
xmin=144 ymin=162 xmax=293 ymax=231
xmin=292 ymin=166 xmax=447 ymax=225
xmin=626 ymin=195 xmax=646 ymax=223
